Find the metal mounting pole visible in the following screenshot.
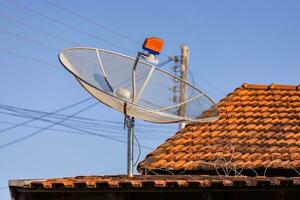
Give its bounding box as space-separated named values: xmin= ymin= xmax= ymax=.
xmin=132 ymin=52 xmax=142 ymax=102
xmin=179 ymin=45 xmax=189 ymax=130
xmin=126 ymin=116 xmax=135 ymax=177
xmin=126 ymin=52 xmax=141 ymax=177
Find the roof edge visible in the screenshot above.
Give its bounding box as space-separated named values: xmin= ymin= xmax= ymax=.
xmin=8 ymin=175 xmax=300 ymax=189
xmin=242 ymin=83 xmax=300 ymax=90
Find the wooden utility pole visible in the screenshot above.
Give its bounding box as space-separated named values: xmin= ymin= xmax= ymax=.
xmin=179 ymin=45 xmax=189 ymax=130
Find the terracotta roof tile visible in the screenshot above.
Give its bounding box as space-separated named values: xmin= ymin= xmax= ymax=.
xmin=138 ymin=83 xmax=300 ymax=176
xmin=10 ymin=175 xmax=300 ymax=190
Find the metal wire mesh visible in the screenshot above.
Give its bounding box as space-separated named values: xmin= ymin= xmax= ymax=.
xmin=60 ymin=48 xmax=219 ymax=123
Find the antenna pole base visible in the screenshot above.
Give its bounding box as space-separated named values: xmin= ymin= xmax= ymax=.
xmin=126 ymin=116 xmax=135 ymax=177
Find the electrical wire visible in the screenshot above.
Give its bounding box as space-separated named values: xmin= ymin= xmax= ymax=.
xmin=191 ymin=69 xmax=226 ymax=97
xmin=4 ymin=0 xmax=174 ymax=62
xmin=0 ymin=48 xmax=58 ymax=67
xmin=133 ymin=134 xmax=142 ymax=167
xmin=0 ymin=105 xmax=153 ymax=150
xmin=157 ymin=57 xmax=174 ymax=68
xmin=5 ymin=0 xmax=135 ymax=54
xmin=44 ymin=0 xmax=140 ymax=45
xmin=0 ymin=111 xmax=168 ymax=143
xmin=0 ymin=109 xmax=169 ymax=140
xmin=0 ymin=119 xmax=122 ymax=137
xmin=43 ymin=0 xmax=180 ymax=62
xmin=0 ymin=103 xmax=172 ymax=132
xmin=1 ymin=10 xmax=175 ymax=75
xmin=0 ymin=28 xmax=58 ymax=51
xmin=0 ymin=110 xmax=169 ymax=136
xmin=0 ymin=102 xmax=97 ymax=149
xmin=0 ymin=13 xmax=80 ymax=46
xmin=188 ymin=69 xmax=196 ymax=86
xmin=4 ymin=0 xmax=193 ymax=71
xmin=0 ymin=118 xmax=166 ymax=141
xmin=0 ymin=98 xmax=92 ymax=134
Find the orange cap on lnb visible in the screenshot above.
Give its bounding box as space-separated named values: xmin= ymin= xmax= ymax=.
xmin=142 ymin=37 xmax=164 ymax=55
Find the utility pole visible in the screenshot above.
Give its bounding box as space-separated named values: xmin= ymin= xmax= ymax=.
xmin=179 ymin=45 xmax=189 ymax=130
xmin=172 ymin=45 xmax=189 ymax=130
xmin=171 ymin=55 xmax=180 ymax=109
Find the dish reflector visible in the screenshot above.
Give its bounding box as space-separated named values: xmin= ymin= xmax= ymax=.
xmin=59 ymin=47 xmax=219 ymax=123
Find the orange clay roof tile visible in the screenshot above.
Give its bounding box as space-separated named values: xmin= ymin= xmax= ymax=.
xmin=138 ymin=83 xmax=300 ymax=176
xmin=5 ymin=175 xmax=288 ymax=190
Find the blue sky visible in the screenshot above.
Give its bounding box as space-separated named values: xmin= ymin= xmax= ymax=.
xmin=0 ymin=0 xmax=300 ymax=199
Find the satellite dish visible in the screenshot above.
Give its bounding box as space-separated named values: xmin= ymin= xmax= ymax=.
xmin=59 ymin=37 xmax=219 ymax=176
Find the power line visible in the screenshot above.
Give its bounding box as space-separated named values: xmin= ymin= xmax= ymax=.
xmin=0 ymin=48 xmax=58 ymax=67
xmin=0 ymin=103 xmax=172 ymax=131
xmin=44 ymin=0 xmax=140 ymax=45
xmin=0 ymin=105 xmax=153 ymax=150
xmin=4 ymin=0 xmax=174 ymax=62
xmin=0 ymin=109 xmax=168 ymax=137
xmin=0 ymin=101 xmax=173 ymax=130
xmin=188 ymin=69 xmax=196 ymax=86
xmin=157 ymin=57 xmax=174 ymax=68
xmin=0 ymin=120 xmax=164 ymax=145
xmin=0 ymin=28 xmax=58 ymax=51
xmin=0 ymin=111 xmax=163 ymax=144
xmin=1 ymin=9 xmax=174 ymax=71
xmin=0 ymin=117 xmax=166 ymax=141
xmin=0 ymin=109 xmax=168 ymax=142
xmin=191 ymin=69 xmax=226 ymax=98
xmin=0 ymin=102 xmax=98 ymax=150
xmin=133 ymin=134 xmax=142 ymax=167
xmin=0 ymin=119 xmax=123 ymax=137
xmin=6 ymin=0 xmax=135 ymax=54
xmin=0 ymin=13 xmax=80 ymax=46
xmin=2 ymin=18 xmax=179 ymax=75
xmin=0 ymin=98 xmax=92 ymax=135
